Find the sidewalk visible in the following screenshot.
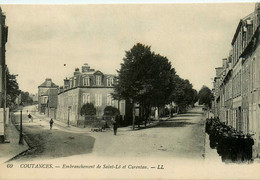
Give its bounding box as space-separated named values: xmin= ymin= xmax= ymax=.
xmin=204 ymin=133 xmax=222 ymax=164
xmin=0 ymin=122 xmax=29 ymax=163
xmin=32 ymin=111 xmax=165 ymax=133
xmin=32 ymin=112 xmax=92 ymax=133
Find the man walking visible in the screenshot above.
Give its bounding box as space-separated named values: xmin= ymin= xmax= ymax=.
xmin=113 ymin=120 xmax=118 ymax=135
xmin=28 ymin=114 xmax=32 ymax=123
xmin=50 ymin=118 xmax=54 ymax=130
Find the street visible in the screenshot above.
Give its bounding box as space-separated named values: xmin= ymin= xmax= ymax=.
xmin=10 ymin=106 xmax=207 ymax=161
xmin=10 ymin=107 xmax=209 ymax=160
xmin=10 ymin=106 xmax=260 ymax=180
xmin=91 ymin=106 xmax=206 ymax=159
xmin=11 ymin=106 xmax=95 ymax=161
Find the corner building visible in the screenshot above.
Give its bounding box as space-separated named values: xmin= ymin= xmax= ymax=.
xmin=57 ymin=64 xmax=126 ymax=126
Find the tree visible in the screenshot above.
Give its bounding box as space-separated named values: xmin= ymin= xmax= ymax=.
xmin=113 ymin=43 xmax=176 ymax=129
xmin=198 ymin=86 xmax=213 ymax=108
xmin=80 ymin=103 xmax=96 ymax=116
xmin=6 ymin=68 xmax=20 ymax=108
xmin=104 ymin=106 xmax=119 ymax=116
xmin=20 ymin=91 xmax=33 ymax=106
xmin=171 ymin=76 xmax=197 ymax=113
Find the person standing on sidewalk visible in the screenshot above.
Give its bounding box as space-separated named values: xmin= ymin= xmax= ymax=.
xmin=50 ymin=118 xmax=54 ymax=130
xmin=113 ymin=117 xmax=118 ymax=135
xmin=28 ymin=114 xmax=32 ymax=123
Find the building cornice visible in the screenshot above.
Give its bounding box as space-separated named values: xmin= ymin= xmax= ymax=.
xmin=58 ymin=86 xmax=114 ymax=95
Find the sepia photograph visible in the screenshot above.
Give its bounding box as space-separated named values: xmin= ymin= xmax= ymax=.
xmin=0 ymin=1 xmax=260 ymax=179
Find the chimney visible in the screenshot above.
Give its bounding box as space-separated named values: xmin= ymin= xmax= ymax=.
xmin=222 ymin=58 xmax=227 ymax=69
xmin=64 ymin=78 xmax=70 ymax=89
xmin=82 ymin=63 xmax=91 ymax=73
xmin=74 ymin=68 xmax=80 ymax=76
xmin=45 ymin=78 xmax=52 ymax=87
xmin=215 ymin=67 xmax=224 ymax=77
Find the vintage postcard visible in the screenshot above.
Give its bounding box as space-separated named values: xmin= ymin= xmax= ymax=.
xmin=0 ymin=2 xmax=260 ymax=180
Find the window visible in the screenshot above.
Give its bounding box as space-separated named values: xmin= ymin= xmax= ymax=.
xmin=253 ymin=58 xmax=256 ymax=90
xmin=82 ymin=93 xmax=90 ymax=104
xmin=42 ymin=96 xmax=48 ymax=104
xmin=74 ymin=77 xmax=77 ymax=87
xmin=96 ymin=76 xmax=102 ymax=86
xmin=83 ymin=76 xmax=90 ymax=86
xmin=70 ymin=79 xmax=73 ymax=88
xmin=107 ymin=77 xmax=114 ymax=87
xmin=106 ymin=94 xmax=114 ymax=106
xmin=95 ymin=94 xmax=102 ymax=107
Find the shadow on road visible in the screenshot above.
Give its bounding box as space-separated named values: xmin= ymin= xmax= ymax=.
xmin=132 ymin=120 xmax=196 ymax=131
xmin=163 ymin=118 xmax=190 ymax=121
xmin=155 ymin=121 xmax=196 ymax=128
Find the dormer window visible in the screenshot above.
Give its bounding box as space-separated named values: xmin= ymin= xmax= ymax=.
xmin=73 ymin=77 xmax=77 ymax=87
xmin=96 ymin=75 xmax=102 ymax=86
xmin=83 ymin=76 xmax=90 ymax=86
xmin=107 ymin=77 xmax=114 ymax=87
xmin=70 ymin=79 xmax=73 ymax=88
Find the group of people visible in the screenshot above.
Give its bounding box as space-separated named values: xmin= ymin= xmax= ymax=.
xmin=206 ymin=117 xmax=254 ymax=163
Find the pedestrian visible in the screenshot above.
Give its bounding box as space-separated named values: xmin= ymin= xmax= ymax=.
xmin=113 ymin=119 xmax=118 ymax=135
xmin=244 ymin=133 xmax=254 ymax=163
xmin=50 ymin=118 xmax=54 ymax=130
xmin=28 ymin=114 xmax=32 ymax=123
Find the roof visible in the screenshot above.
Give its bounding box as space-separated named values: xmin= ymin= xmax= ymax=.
xmin=231 ymin=12 xmax=254 ymax=45
xmin=38 ymin=79 xmax=59 ymax=88
xmin=42 ymin=89 xmax=58 ymax=96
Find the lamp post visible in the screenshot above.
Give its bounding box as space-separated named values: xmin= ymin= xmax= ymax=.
xmin=18 ymin=102 xmax=24 ymax=145
xmin=68 ymin=106 xmax=71 ymax=127
xmin=3 ymin=65 xmax=7 ymax=141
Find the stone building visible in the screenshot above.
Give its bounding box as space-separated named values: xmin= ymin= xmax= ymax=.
xmin=38 ymin=78 xmax=59 ymax=116
xmin=213 ymin=66 xmax=224 ymax=118
xmin=213 ymin=3 xmax=260 ymax=157
xmin=0 ymin=7 xmax=8 ymax=142
xmin=56 ymin=63 xmax=126 ymax=127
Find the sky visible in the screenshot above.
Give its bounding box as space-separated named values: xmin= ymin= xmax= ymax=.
xmin=1 ymin=3 xmax=256 ymax=94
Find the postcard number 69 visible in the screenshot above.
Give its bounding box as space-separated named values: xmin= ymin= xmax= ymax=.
xmin=7 ymin=164 xmax=13 ymax=168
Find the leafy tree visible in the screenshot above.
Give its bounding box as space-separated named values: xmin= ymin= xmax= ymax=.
xmin=80 ymin=103 xmax=96 ymax=116
xmin=113 ymin=43 xmax=176 ymax=129
xmin=20 ymin=91 xmax=33 ymax=105
xmin=198 ymin=85 xmax=213 ymax=108
xmin=171 ymin=76 xmax=197 ymax=113
xmin=104 ymin=106 xmax=119 ymax=116
xmin=6 ymin=68 xmax=20 ymax=108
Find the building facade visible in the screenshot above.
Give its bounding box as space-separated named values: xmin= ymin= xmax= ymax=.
xmin=38 ymin=78 xmax=59 ymax=116
xmin=213 ymin=4 xmax=260 ymax=157
xmin=0 ymin=7 xmax=8 ymax=142
xmin=57 ymin=64 xmax=126 ymax=126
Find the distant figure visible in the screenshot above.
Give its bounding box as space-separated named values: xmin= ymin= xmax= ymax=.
xmin=113 ymin=121 xmax=118 ymax=135
xmin=28 ymin=114 xmax=32 ymax=123
xmin=50 ymin=118 xmax=54 ymax=130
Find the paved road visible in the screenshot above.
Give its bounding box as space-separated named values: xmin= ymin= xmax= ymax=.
xmin=90 ymin=106 xmax=206 ymax=160
xmin=11 ymin=108 xmax=95 ymax=161
xmin=11 ymin=106 xmax=207 ymax=161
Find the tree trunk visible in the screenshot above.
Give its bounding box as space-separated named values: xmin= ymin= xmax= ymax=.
xmin=157 ymin=106 xmax=160 ymax=121
xmin=132 ymin=102 xmax=135 ymax=130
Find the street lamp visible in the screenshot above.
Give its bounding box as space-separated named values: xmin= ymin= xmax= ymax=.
xmin=18 ymin=102 xmax=24 ymax=145
xmin=68 ymin=106 xmax=71 ymax=127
